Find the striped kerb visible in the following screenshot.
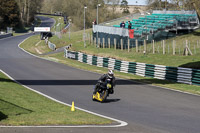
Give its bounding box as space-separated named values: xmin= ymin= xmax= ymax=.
xmin=103 ymin=58 xmax=109 ymax=68
xmin=108 ymin=58 xmax=115 ymax=70
xmin=120 ymin=61 xmax=129 ymax=73
xmin=82 ymin=54 xmax=87 ymax=63
xmin=154 ymin=65 xmax=166 ymax=80
xmin=92 ymin=56 xmax=97 ymax=66
xmin=128 ymin=62 xmax=137 ymax=74
xmin=136 ymin=63 xmax=146 ymax=77
xmin=87 ymin=55 xmax=93 ymax=65
xmin=97 ymin=57 xmax=103 ymax=67
xmin=64 ymin=50 xmax=200 ymax=86
xmin=192 ymin=69 xmax=200 ymax=85
xmin=75 ymin=52 xmax=78 ymax=60
xmin=165 ymin=66 xmax=178 ymax=82
xmin=145 ymin=64 xmax=155 ymax=78
xmin=177 ymin=67 xmax=192 ymax=84
xmin=78 ymin=52 xmax=83 ymax=62
xmin=64 ymin=49 xmax=67 ymax=58
xmin=114 ymin=60 xmax=121 ymax=71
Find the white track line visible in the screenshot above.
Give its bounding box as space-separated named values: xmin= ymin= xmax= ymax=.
xmin=0 ymin=38 xmax=128 ymax=128
xmin=0 ymin=33 xmax=31 ymax=41
xmin=0 ymin=69 xmax=127 ymax=128
xmin=35 ymin=40 xmax=41 ymax=46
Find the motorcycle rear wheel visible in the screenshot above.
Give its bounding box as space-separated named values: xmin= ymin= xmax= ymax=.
xmin=100 ymin=90 xmax=108 ymax=103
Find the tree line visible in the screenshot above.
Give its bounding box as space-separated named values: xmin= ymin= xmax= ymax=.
xmin=0 ymin=0 xmax=43 ymax=30
xmin=147 ymin=0 xmax=200 ymax=12
xmin=41 ymin=0 xmax=129 ymax=30
xmin=0 ymin=0 xmax=199 ymax=31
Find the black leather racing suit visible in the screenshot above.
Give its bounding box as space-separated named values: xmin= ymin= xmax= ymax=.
xmin=93 ymin=74 xmax=115 ymax=94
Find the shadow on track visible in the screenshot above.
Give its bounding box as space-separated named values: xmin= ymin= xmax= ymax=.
xmin=5 ymin=79 xmax=140 ymax=86
xmin=1 ymin=78 xmax=179 ymax=86
xmin=92 ymin=98 xmax=121 ymax=103
xmin=103 ymin=99 xmax=121 ymax=103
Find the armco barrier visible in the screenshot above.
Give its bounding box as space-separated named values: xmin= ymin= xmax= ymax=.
xmin=45 ymin=38 xmax=56 ymax=50
xmin=64 ymin=49 xmax=200 ymax=86
xmin=0 ymin=33 xmax=12 ymax=39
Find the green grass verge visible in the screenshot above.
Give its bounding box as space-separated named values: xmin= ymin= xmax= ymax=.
xmin=0 ymin=71 xmax=113 ymax=126
xmin=49 ymin=28 xmax=200 ymax=69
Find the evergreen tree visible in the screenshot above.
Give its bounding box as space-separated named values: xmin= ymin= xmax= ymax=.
xmin=0 ymin=0 xmax=21 ymax=30
xmin=120 ymin=0 xmax=130 ymax=14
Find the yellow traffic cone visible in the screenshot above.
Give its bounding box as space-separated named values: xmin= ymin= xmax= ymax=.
xmin=71 ymin=101 xmax=75 ymax=112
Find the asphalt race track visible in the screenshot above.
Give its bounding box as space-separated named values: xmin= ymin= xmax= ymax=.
xmin=0 ymin=16 xmax=200 ymax=133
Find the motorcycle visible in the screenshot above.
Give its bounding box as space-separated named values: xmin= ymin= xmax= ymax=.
xmin=92 ymin=78 xmax=113 ymax=103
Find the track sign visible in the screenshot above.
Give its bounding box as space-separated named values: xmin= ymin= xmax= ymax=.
xmin=34 ymin=27 xmax=50 ymax=32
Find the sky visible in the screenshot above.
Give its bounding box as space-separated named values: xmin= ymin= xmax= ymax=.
xmin=126 ymin=0 xmax=147 ymax=5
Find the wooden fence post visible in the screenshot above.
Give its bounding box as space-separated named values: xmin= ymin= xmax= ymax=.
xmin=88 ymin=33 xmax=91 ymax=44
xmin=121 ymin=39 xmax=123 ymax=51
xmin=185 ymin=40 xmax=188 ymax=56
xmin=173 ymin=40 xmax=175 ymax=55
xmin=108 ymin=38 xmax=110 ymax=49
xmin=136 ymin=39 xmax=138 ymax=52
xmin=98 ymin=38 xmax=100 ymax=48
xmin=91 ymin=34 xmax=93 ymax=45
xmin=153 ymin=40 xmax=155 ymax=54
xmin=163 ymin=40 xmax=165 ymax=54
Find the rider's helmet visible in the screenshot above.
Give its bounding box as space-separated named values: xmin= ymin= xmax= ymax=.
xmin=108 ymin=70 xmax=114 ymax=78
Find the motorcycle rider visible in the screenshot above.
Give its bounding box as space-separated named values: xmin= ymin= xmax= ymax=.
xmin=93 ymin=70 xmax=116 ymax=94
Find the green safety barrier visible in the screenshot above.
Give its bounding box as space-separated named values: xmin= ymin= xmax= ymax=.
xmin=64 ymin=49 xmax=200 ymax=86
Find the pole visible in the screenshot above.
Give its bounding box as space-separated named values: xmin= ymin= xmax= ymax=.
xmin=69 ymin=20 xmax=71 ymax=40
xmin=136 ymin=39 xmax=138 ymax=52
xmin=153 ymin=40 xmax=155 ymax=54
xmin=97 ymin=5 xmax=99 ymax=47
xmin=84 ymin=7 xmax=87 ymax=48
xmin=97 ymin=5 xmax=98 ymax=25
xmin=173 ymin=40 xmax=175 ymax=55
xmin=163 ymin=40 xmax=165 ymax=54
xmin=96 ymin=4 xmax=100 ymax=48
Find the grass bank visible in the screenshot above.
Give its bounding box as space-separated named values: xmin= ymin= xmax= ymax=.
xmin=21 ymin=35 xmax=52 ymax=55
xmin=0 ymin=71 xmax=112 ymax=126
xmin=49 ymin=28 xmax=200 ymax=69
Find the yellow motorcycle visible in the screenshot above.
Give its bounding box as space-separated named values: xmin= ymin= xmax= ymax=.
xmin=92 ymin=79 xmax=113 ymax=103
